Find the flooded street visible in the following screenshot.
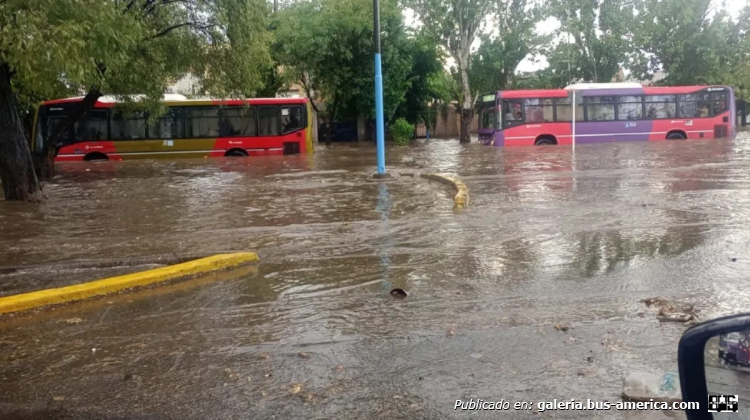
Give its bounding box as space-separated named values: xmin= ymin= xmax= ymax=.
xmin=3 ymin=135 xmax=750 ymax=419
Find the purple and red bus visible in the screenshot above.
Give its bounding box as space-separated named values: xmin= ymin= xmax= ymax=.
xmin=478 ymin=83 xmax=737 ymax=147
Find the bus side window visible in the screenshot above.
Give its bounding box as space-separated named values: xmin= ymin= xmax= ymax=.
xmin=111 ymin=111 xmax=147 ymax=140
xmin=148 ymin=108 xmax=184 ymax=139
xmin=586 ymin=96 xmax=615 ymax=121
xmin=221 ymin=107 xmax=257 ymax=137
xmin=281 ymin=106 xmax=304 ymax=134
xmin=503 ymin=101 xmax=523 ymax=126
xmin=645 ymin=95 xmax=676 ymax=119
xmin=75 ymin=110 xmax=109 ymax=142
xmin=678 ymin=93 xmax=710 ymax=118
xmin=258 ymin=106 xmax=280 ymax=136
xmin=554 ymin=98 xmax=584 ymax=122
xmin=45 ymin=116 xmax=74 ymax=146
xmin=712 ymin=92 xmax=728 ymax=115
xmin=185 ymin=107 xmax=220 ymax=138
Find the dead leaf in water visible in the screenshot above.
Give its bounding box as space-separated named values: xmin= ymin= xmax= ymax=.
xmin=65 ymin=318 xmax=83 ymax=324
xmin=298 ymin=352 xmax=310 ymax=359
xmin=259 ymin=353 xmax=271 ymax=359
xmin=554 ymin=323 xmax=570 ymax=332
xmin=53 ymin=396 xmax=65 ymax=401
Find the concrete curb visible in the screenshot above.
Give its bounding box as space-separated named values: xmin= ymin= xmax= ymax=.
xmin=423 ymin=173 xmax=470 ymax=208
xmin=0 ymin=252 xmax=259 ymax=315
xmin=0 ymin=252 xmax=235 ymax=275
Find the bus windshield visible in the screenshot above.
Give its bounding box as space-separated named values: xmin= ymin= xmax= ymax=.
xmin=480 ymin=105 xmax=496 ymax=130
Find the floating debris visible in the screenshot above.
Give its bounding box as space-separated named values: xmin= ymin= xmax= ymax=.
xmin=298 ymin=352 xmax=310 ymax=359
xmin=641 ymin=297 xmax=698 ymax=322
xmin=643 ymin=297 xmax=697 ymax=323
xmin=335 ymin=365 xmax=344 ymax=372
xmin=622 ymin=371 xmax=681 ymax=403
xmin=390 ymin=288 xmax=408 ymax=298
xmin=555 ymin=323 xmax=570 ymax=332
xmin=65 ymin=318 xmax=83 ymax=324
xmin=657 ymin=308 xmax=696 ymax=323
xmin=447 ymin=327 xmax=456 ymax=336
xmin=290 ymin=383 xmax=303 ymax=394
xmin=641 ymin=297 xmax=669 ymax=307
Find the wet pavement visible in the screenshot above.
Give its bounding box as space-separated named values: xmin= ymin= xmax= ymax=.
xmin=3 ymin=135 xmax=750 ymax=418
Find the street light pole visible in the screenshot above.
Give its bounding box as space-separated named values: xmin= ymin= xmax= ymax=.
xmin=373 ymin=0 xmax=386 ymax=175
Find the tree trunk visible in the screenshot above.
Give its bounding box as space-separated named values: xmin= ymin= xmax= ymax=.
xmin=458 ymin=59 xmax=472 ymax=143
xmin=460 ymin=108 xmax=473 ymax=144
xmin=0 ymin=63 xmax=44 ymax=202
xmin=325 ymin=117 xmax=333 ymax=147
xmin=39 ymin=87 xmax=102 ymax=180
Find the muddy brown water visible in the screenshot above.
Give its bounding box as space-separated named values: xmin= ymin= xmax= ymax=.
xmin=3 ymin=135 xmax=750 ymax=419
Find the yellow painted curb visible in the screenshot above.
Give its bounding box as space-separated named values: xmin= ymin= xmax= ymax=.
xmin=424 ymin=173 xmax=470 ymax=209
xmin=0 ymin=252 xmax=259 ymax=315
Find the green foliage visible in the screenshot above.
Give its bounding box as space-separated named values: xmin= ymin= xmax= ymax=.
xmin=469 ymin=0 xmax=549 ymax=95
xmin=392 ymin=33 xmax=447 ymax=126
xmin=408 ymin=0 xmax=494 ymax=121
xmin=0 ymin=0 xmax=272 ymax=116
xmin=630 ymin=0 xmax=743 ymax=87
xmin=390 ymin=118 xmax=414 ymax=145
xmin=273 ymin=0 xmax=413 ymax=122
xmin=730 ymin=6 xmax=750 ymax=100
xmin=544 ymin=0 xmax=635 ymax=84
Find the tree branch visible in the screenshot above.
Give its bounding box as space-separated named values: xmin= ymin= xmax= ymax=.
xmin=300 ymin=74 xmax=321 ymax=114
xmin=146 ymin=21 xmax=215 ymax=41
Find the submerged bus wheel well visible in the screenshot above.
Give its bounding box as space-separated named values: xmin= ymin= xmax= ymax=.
xmin=225 ymin=148 xmax=248 ymax=157
xmin=83 ymin=152 xmax=108 ymax=161
xmin=666 ymin=130 xmax=687 ymax=140
xmin=535 ymin=135 xmax=558 ymax=146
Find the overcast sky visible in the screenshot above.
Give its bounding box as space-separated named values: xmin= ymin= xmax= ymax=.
xmin=403 ymin=0 xmax=748 ymax=73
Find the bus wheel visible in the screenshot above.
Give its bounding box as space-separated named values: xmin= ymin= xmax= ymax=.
xmin=535 ymin=136 xmax=557 ymax=146
xmin=666 ymin=131 xmax=687 ymax=140
xmin=83 ymin=152 xmax=108 ymax=161
xmin=225 ymin=149 xmax=248 ymax=157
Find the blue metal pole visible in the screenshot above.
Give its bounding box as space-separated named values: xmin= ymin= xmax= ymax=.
xmin=373 ymin=0 xmax=386 ymax=174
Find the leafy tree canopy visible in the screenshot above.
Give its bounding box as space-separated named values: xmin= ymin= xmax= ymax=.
xmin=1 ymin=0 xmax=272 ymax=116
xmin=272 ymin=0 xmax=413 ymax=122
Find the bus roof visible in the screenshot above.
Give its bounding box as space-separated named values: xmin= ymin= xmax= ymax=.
xmin=498 ymin=84 xmax=731 ymax=99
xmin=41 ymin=95 xmax=310 ymax=107
xmin=564 ymin=82 xmax=643 ymax=90
xmin=500 ymin=89 xmax=569 ymax=99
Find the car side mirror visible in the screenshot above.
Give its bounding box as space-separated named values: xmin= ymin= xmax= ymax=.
xmin=679 ymin=312 xmax=750 ymax=419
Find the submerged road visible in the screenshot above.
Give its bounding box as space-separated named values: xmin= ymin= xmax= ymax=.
xmin=3 ymin=135 xmax=750 ymax=419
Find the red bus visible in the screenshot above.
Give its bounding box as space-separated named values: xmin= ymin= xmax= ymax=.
xmin=478 ymin=83 xmax=737 ymax=147
xmin=31 ymin=95 xmax=317 ymax=161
